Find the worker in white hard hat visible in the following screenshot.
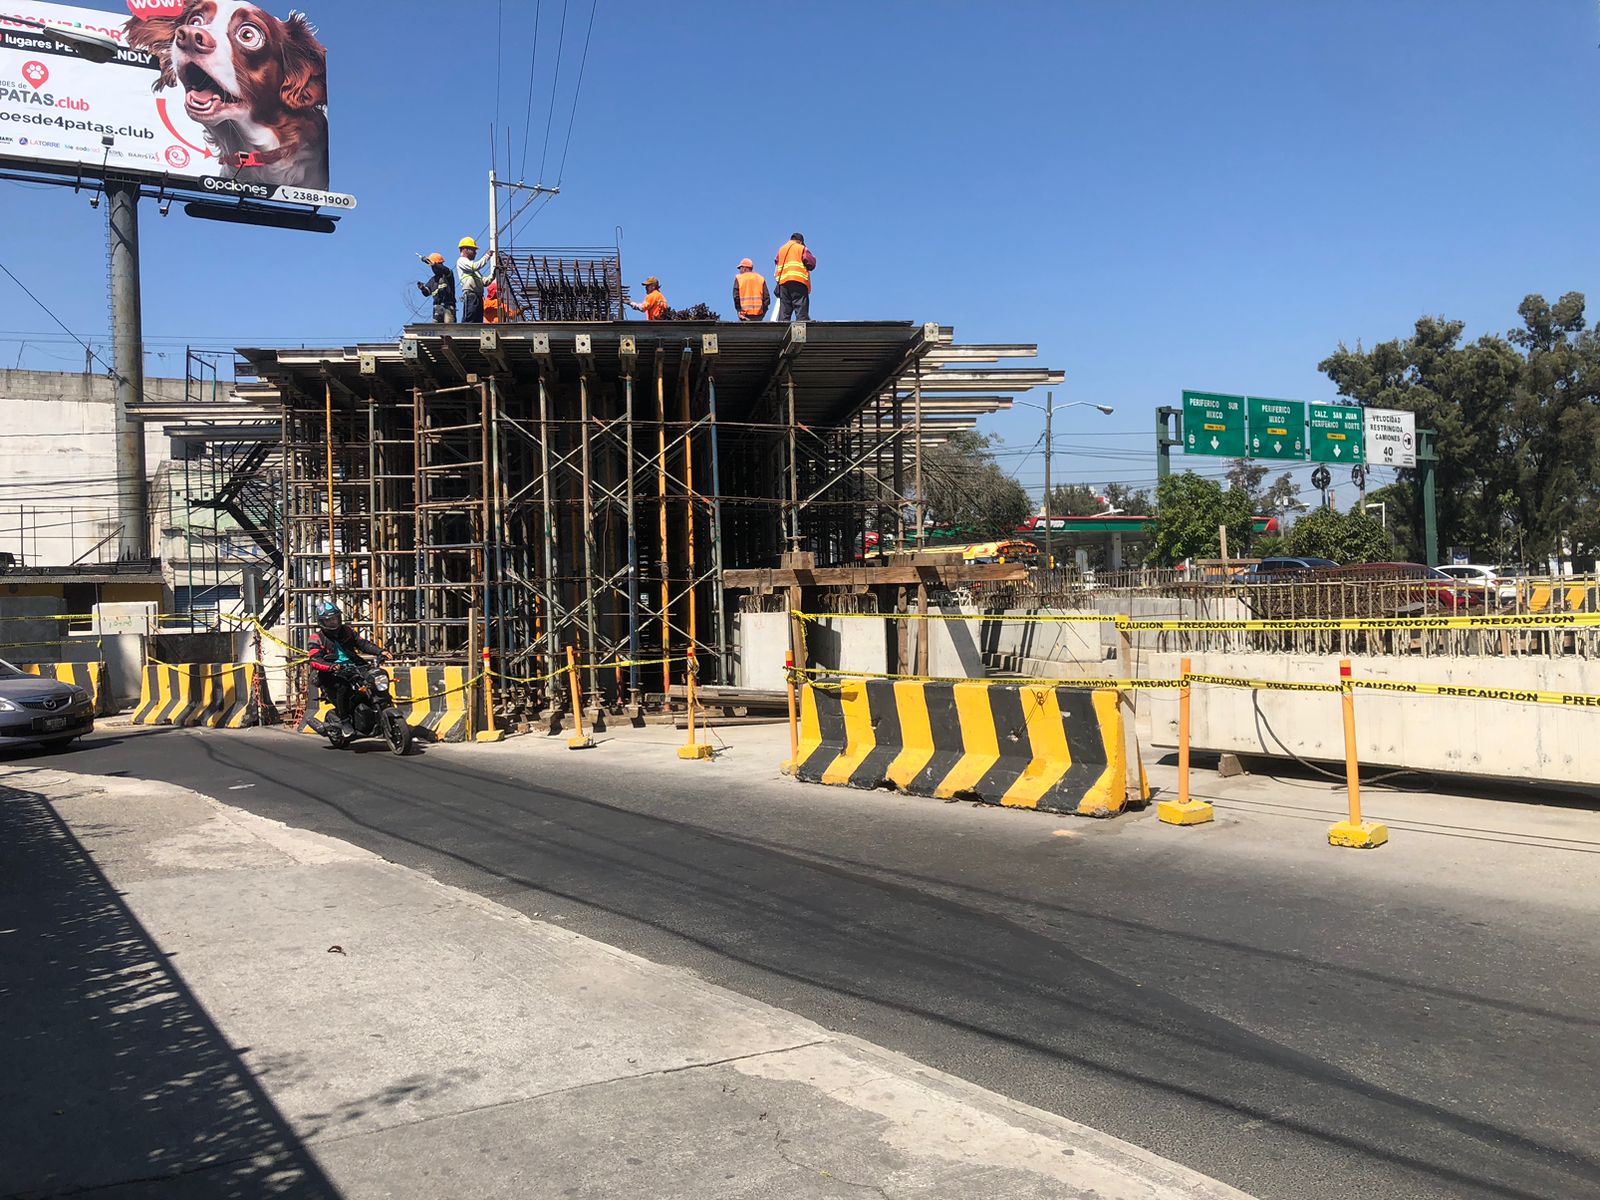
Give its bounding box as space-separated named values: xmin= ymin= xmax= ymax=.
xmin=732 ymin=257 xmax=769 ymax=322
xmin=456 ymin=236 xmax=496 ymax=322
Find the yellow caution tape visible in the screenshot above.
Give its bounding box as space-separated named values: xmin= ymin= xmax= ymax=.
xmin=1114 ymin=612 xmax=1600 ymax=632
xmin=797 ymin=666 xmax=1183 ymax=689
xmin=1182 ymin=672 xmax=1345 ymax=694
xmin=794 ymin=610 xmax=1108 ymax=625
xmin=1353 ymin=678 xmax=1600 ymax=708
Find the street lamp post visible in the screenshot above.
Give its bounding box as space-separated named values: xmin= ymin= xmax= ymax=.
xmin=1023 ymin=396 xmax=1114 ymax=571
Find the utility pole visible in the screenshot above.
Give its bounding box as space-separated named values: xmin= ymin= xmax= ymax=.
xmin=1156 ymin=405 xmax=1181 ymax=481
xmin=1042 ymin=390 xmax=1053 ymax=570
xmin=107 ymin=178 xmax=149 ymax=561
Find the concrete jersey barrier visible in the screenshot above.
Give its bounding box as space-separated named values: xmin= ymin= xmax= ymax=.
xmin=298 ymin=665 xmax=472 ymax=743
xmin=20 ymin=662 xmax=108 ymax=715
xmin=130 ymin=664 xmax=262 ymax=729
xmin=795 ymin=678 xmax=1129 ymax=817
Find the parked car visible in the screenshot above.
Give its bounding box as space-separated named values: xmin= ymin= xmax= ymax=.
xmin=1244 ymin=556 xmax=1338 ymax=581
xmin=0 ymin=657 xmax=94 ymax=752
xmin=1438 ymin=564 xmax=1514 ymax=607
xmin=1307 ymin=562 xmax=1462 ymax=613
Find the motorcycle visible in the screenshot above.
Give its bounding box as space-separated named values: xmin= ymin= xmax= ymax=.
xmin=310 ymin=663 xmax=413 ymax=755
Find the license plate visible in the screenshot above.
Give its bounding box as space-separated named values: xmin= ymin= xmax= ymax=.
xmin=39 ymin=716 xmax=70 ymax=731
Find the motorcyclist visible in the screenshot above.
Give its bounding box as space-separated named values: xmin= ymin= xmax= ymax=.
xmin=307 ymin=602 xmax=390 ymax=737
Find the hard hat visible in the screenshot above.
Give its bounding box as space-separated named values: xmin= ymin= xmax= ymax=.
xmin=458 ymin=236 xmax=477 ymax=250
xmin=738 ymin=258 xmax=753 ymax=269
xmin=643 ymin=276 xmax=660 ymax=287
xmin=426 ymin=252 xmax=444 ymax=265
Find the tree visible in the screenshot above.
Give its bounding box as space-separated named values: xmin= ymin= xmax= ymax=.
xmin=1046 ymin=483 xmax=1102 ymax=517
xmin=1283 ymin=507 xmax=1395 ymax=563
xmin=922 ymin=431 xmax=1033 ymax=537
xmin=1146 ymin=472 xmax=1253 ymax=566
xmin=1102 ymin=482 xmax=1153 ymax=515
xmin=1318 ymin=293 xmax=1600 ymax=565
xmin=1261 ymin=472 xmax=1305 ymax=519
xmin=1225 ymin=459 xmax=1269 ymax=503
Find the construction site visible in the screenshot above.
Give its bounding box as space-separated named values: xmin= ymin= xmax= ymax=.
xmin=128 ymin=244 xmax=1062 ymax=723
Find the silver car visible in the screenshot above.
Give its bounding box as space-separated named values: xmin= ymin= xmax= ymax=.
xmin=0 ymin=657 xmax=95 ymax=751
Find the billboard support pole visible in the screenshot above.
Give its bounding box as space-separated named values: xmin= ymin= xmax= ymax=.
xmin=107 ymin=178 xmax=150 ymax=562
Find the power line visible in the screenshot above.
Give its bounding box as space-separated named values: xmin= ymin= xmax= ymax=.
xmin=537 ymin=0 xmax=570 ymax=184
xmin=519 ymin=0 xmax=545 ymax=179
xmin=0 ymin=256 xmax=116 ymax=379
xmin=554 ymin=0 xmax=599 ymax=187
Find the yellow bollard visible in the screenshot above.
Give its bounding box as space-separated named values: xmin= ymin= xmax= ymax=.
xmin=566 ymin=645 xmax=594 ymax=750
xmin=677 ymin=649 xmax=713 ymax=760
xmin=1157 ymin=656 xmax=1213 ymax=825
xmin=1328 ymin=658 xmax=1387 ymax=847
xmin=476 ymin=646 xmax=505 ymax=743
xmin=782 ymin=650 xmax=799 ymax=775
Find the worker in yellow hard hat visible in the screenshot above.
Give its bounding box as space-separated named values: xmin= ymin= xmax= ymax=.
xmin=456 ymin=236 xmax=495 ymax=322
xmin=627 ymin=276 xmax=667 ymax=321
xmin=732 ymin=257 xmax=769 ymax=321
xmin=415 ymin=251 xmax=455 ymax=323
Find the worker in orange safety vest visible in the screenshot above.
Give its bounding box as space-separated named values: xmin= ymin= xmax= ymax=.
xmin=732 ymin=258 xmax=770 ymax=321
xmin=628 ymin=276 xmax=668 ymax=320
xmin=774 ymin=232 xmax=815 ymax=322
xmin=483 ymin=280 xmax=519 ymax=324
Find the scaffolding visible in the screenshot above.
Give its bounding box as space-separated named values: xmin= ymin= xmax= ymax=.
xmin=239 ymin=320 xmax=1062 ymax=720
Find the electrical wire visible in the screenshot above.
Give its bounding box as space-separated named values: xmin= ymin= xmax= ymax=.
xmin=537 ymin=0 xmax=570 ymax=184
xmin=0 ymin=255 xmax=116 ymax=378
xmin=519 ymin=0 xmax=545 ymax=179
xmin=554 ymin=0 xmax=599 ymax=187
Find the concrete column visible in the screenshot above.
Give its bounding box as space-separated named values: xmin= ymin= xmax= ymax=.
xmin=107 ymin=180 xmax=150 ymax=561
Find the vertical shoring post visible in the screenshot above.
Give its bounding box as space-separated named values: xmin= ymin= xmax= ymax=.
xmin=479 ymin=379 xmax=493 ymax=685
xmin=681 ymin=360 xmax=698 ymax=687
xmin=913 ymin=358 xmax=925 ymax=548
xmin=323 ymin=379 xmax=337 ymax=599
xmin=892 ymin=385 xmax=904 ymax=551
xmin=411 ymin=386 xmax=425 ymax=659
xmin=873 ymin=403 xmax=883 ymax=559
xmin=537 ymin=371 xmax=562 ymax=706
xmin=656 ymin=354 xmax=670 ymax=702
xmin=624 ymin=371 xmax=640 ymax=705
xmin=367 ymin=397 xmax=379 ymax=638
xmin=579 ymin=372 xmax=600 ymax=702
xmin=707 ymin=375 xmax=727 ymax=685
xmin=489 ymin=376 xmax=507 ymax=690
xmin=786 ymin=374 xmax=799 ymax=550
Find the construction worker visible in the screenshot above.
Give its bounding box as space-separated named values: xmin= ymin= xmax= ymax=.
xmin=732 ymin=258 xmax=769 ymax=322
xmin=416 ymin=252 xmax=455 ymax=323
xmin=456 ymin=236 xmax=495 ymax=322
xmin=774 ymin=232 xmax=815 ymax=322
xmin=627 ymin=276 xmax=667 ymax=321
xmin=483 ymin=280 xmax=518 ymax=324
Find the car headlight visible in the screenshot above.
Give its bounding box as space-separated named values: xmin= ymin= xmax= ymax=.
xmin=70 ymin=689 xmax=89 ymax=706
xmin=0 ymin=697 xmax=16 ymax=712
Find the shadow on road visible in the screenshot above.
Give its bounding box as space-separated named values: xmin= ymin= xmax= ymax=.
xmin=0 ymin=775 xmax=341 ymax=1199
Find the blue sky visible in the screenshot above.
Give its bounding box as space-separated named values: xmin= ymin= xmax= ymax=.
xmin=2 ymin=0 xmax=1597 ymax=506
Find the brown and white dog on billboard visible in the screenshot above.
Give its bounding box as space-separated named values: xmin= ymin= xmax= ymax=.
xmin=125 ymin=1 xmax=329 ymax=190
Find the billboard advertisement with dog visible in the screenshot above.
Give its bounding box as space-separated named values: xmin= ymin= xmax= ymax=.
xmin=0 ymin=1 xmax=351 ymax=207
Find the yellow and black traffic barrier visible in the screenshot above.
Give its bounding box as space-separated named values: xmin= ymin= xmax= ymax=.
xmin=21 ymin=661 xmax=108 ymax=716
xmin=794 ymin=677 xmax=1129 ymax=817
xmin=130 ymin=663 xmax=262 ymax=729
xmin=298 ymin=665 xmax=474 ymax=743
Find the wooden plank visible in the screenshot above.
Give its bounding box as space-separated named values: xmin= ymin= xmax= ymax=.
xmin=723 ymin=562 xmax=1026 ymax=588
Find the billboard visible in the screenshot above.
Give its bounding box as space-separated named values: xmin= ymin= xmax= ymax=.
xmin=0 ymin=1 xmax=352 ymax=207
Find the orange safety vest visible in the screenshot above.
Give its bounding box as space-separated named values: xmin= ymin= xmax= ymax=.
xmin=484 ymin=296 xmax=503 ymax=323
xmin=736 ymin=270 xmax=767 ymax=317
xmin=775 ymin=240 xmax=809 ymax=288
xmin=642 ymin=289 xmax=667 ymax=320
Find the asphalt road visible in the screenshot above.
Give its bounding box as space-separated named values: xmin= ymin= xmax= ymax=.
xmin=37 ymin=724 xmax=1600 ymax=1200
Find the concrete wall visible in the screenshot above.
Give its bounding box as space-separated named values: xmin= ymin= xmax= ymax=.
xmin=1147 ymin=651 xmax=1600 ymax=789
xmin=0 ymin=368 xmax=184 ymax=567
xmin=732 ymin=611 xmax=888 ymax=687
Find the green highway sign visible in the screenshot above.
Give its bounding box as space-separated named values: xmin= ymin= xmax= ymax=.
xmin=1247 ymin=397 xmax=1306 ymax=461
xmin=1182 ymin=391 xmax=1246 ymax=457
xmin=1309 ymin=403 xmax=1365 ymax=464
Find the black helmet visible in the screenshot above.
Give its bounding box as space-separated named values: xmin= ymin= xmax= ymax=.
xmin=317 ymin=602 xmax=343 ymax=632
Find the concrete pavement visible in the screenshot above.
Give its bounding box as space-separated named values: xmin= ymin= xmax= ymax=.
xmin=1 ymin=759 xmax=1251 ymax=1200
